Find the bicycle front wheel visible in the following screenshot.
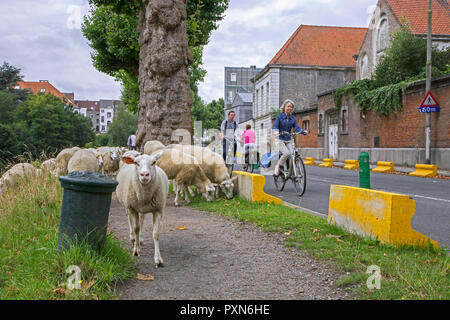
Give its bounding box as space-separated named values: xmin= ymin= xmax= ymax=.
xmin=291 ymin=156 xmax=306 ymax=196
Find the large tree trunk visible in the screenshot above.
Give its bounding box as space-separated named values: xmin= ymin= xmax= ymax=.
xmin=136 ymin=0 xmax=193 ymax=149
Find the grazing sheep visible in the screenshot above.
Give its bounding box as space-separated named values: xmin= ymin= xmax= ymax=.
xmin=67 ymin=149 xmax=100 ymax=173
xmin=155 ymin=149 xmax=216 ymax=206
xmin=55 ymin=147 xmax=81 ymax=176
xmin=115 ymin=152 xmax=168 ymax=267
xmin=143 ymin=140 xmax=165 ymax=156
xmin=166 ymin=144 xmax=236 ymax=199
xmin=0 ymin=163 xmax=36 ymax=195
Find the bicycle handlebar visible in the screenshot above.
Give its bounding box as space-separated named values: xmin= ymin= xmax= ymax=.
xmin=278 ymin=131 xmax=308 ymax=136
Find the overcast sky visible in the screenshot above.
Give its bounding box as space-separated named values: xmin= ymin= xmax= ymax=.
xmin=0 ymin=0 xmax=377 ymax=102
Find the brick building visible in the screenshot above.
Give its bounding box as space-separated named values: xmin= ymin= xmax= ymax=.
xmin=357 ymin=0 xmax=450 ymax=80
xmin=254 ymin=25 xmax=367 ymax=155
xmin=316 ymin=74 xmax=450 ymax=169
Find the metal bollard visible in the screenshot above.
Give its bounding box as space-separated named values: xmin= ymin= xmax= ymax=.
xmin=359 ymin=152 xmax=371 ymax=189
xmin=57 ymin=171 xmax=118 ymax=252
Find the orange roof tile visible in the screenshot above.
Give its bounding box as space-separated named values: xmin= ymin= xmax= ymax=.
xmin=269 ymin=25 xmax=368 ymax=67
xmin=74 ymin=100 xmax=100 ymax=111
xmin=16 ymin=80 xmax=76 ymax=106
xmin=386 ymin=0 xmax=450 ymax=35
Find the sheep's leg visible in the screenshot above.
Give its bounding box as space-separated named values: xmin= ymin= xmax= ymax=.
xmin=174 ymin=182 xmax=180 ymax=206
xmin=126 ymin=209 xmax=136 ymax=244
xmin=132 ymin=211 xmax=141 ymax=256
xmin=187 ymin=186 xmax=196 ymax=197
xmin=139 ymin=213 xmax=145 ymax=246
xmin=152 ymin=211 xmax=164 ymax=267
xmin=183 ymin=186 xmax=191 ymax=204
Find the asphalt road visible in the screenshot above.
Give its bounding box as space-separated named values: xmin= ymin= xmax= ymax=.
xmin=238 ymin=165 xmax=450 ymax=249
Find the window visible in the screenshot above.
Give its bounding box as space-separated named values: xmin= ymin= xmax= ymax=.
xmin=107 ymin=121 xmax=111 ymax=125
xmin=96 ymin=119 xmax=99 ymax=124
xmin=107 ymin=112 xmax=112 ymax=118
xmin=228 ymin=90 xmax=233 ymax=103
xmin=230 ymin=73 xmax=236 ymax=82
xmin=340 ymin=108 xmax=348 ymax=134
xmin=360 ymin=53 xmax=369 ymax=79
xmin=96 ymin=126 xmax=99 ymax=131
xmin=318 ymin=114 xmax=324 ymax=135
xmin=302 ymin=120 xmax=310 ymax=132
xmin=101 ymin=126 xmax=105 ymax=131
xmin=266 ymin=82 xmax=269 ymax=114
xmin=40 ymin=88 xmax=46 ymax=93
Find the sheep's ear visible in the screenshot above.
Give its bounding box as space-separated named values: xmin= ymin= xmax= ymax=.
xmin=122 ymin=157 xmax=135 ymax=165
xmin=150 ymin=150 xmax=163 ymax=164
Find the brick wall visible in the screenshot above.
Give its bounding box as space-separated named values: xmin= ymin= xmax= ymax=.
xmin=293 ymin=109 xmax=318 ymax=148
xmin=317 ymin=75 xmax=450 ymax=149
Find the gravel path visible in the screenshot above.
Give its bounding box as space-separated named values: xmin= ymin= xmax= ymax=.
xmin=108 ymin=194 xmax=354 ymax=300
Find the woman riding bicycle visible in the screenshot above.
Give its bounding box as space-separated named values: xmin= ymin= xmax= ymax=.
xmin=272 ymin=99 xmax=308 ymax=177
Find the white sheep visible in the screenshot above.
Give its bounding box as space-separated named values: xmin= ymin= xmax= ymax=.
xmin=96 ymin=147 xmax=121 ymax=176
xmin=115 ymin=152 xmax=168 ymax=267
xmin=166 ymin=144 xmax=236 ymax=199
xmin=67 ymin=149 xmax=100 ymax=173
xmin=0 ymin=162 xmax=36 ymax=195
xmin=55 ymin=146 xmax=81 ymax=176
xmin=155 ymin=149 xmax=216 ymax=206
xmin=143 ymin=140 xmax=165 ymax=156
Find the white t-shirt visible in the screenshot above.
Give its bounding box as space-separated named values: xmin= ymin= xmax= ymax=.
xmin=128 ymin=134 xmax=136 ymax=147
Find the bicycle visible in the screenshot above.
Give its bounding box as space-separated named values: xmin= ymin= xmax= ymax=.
xmin=224 ymin=136 xmax=236 ymax=178
xmin=273 ymin=131 xmax=307 ymax=196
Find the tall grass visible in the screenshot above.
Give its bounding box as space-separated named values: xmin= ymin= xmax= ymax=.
xmin=0 ymin=170 xmax=135 ymax=300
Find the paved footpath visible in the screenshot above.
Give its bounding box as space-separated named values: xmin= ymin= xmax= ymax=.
xmin=108 ymin=194 xmax=354 ymax=300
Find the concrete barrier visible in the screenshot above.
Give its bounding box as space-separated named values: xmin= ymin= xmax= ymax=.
xmin=319 ymin=158 xmax=333 ymax=168
xmin=304 ymin=157 xmax=315 ymax=165
xmin=232 ymin=171 xmax=282 ymax=204
xmin=409 ymin=164 xmax=438 ymax=177
xmin=372 ymin=161 xmax=394 ymax=173
xmin=343 ymin=160 xmax=359 ymax=170
xmin=328 ymin=185 xmax=439 ymax=249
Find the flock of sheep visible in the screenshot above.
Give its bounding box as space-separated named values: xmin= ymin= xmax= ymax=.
xmin=0 ymin=140 xmax=237 ymax=267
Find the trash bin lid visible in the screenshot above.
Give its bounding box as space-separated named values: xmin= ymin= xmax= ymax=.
xmin=59 ymin=171 xmax=118 ymax=193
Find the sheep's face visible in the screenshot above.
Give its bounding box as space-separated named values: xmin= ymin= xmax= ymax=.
xmin=110 ymin=149 xmax=119 ymax=161
xmin=122 ymin=152 xmax=163 ymax=185
xmin=220 ymin=181 xmax=234 ymax=199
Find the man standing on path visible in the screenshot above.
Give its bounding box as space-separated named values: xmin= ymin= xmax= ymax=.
xmin=127 ymin=132 xmax=136 ymax=150
xmin=220 ymin=111 xmax=238 ymax=163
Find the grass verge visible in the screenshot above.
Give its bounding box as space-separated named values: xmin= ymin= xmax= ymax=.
xmin=188 ymin=195 xmax=449 ymax=300
xmin=0 ymin=172 xmax=135 ymax=300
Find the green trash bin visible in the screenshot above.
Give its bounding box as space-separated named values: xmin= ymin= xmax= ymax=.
xmin=359 ymin=152 xmax=371 ymax=189
xmin=57 ymin=171 xmax=118 ymax=252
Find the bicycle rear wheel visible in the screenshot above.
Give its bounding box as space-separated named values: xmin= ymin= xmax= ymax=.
xmin=291 ymin=156 xmax=306 ymax=196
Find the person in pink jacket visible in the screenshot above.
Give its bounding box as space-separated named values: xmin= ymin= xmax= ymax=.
xmin=241 ymin=124 xmax=256 ymax=169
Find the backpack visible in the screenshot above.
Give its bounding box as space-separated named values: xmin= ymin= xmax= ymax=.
xmin=222 ymin=120 xmax=237 ymax=131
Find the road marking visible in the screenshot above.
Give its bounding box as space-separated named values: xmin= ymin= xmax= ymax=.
xmin=283 ymin=201 xmax=328 ymax=218
xmin=411 ymin=195 xmax=450 ymax=203
xmin=309 ymin=176 xmax=450 ymax=203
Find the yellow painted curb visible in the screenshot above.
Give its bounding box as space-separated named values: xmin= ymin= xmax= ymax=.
xmin=372 ymin=161 xmax=394 ymax=173
xmin=328 ymin=185 xmax=439 ymax=249
xmin=232 ymin=171 xmax=282 ymax=204
xmin=319 ymin=158 xmax=333 ymax=167
xmin=304 ymin=157 xmax=315 ymax=165
xmin=343 ymin=160 xmax=359 ymax=170
xmin=409 ymin=164 xmax=438 ymax=177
